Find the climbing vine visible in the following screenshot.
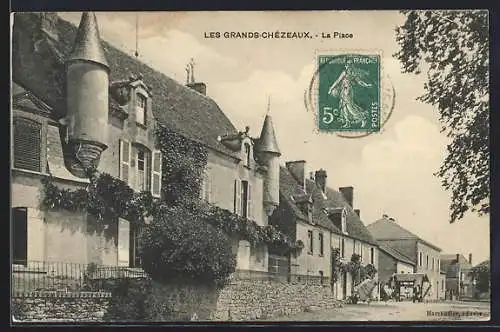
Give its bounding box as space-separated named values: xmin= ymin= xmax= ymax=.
xmin=41 ymin=124 xmax=303 ymax=285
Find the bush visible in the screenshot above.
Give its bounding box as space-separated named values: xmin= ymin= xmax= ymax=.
xmin=139 ymin=204 xmax=236 ymax=288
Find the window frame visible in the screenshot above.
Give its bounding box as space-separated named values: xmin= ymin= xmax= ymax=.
xmin=151 ymin=150 xmax=162 ymax=198
xmin=307 ymin=230 xmax=314 ymax=255
xmin=135 ymin=148 xmax=149 ymax=192
xmin=318 ymin=232 xmax=324 ymax=256
xmin=135 ymin=93 xmax=147 ymax=126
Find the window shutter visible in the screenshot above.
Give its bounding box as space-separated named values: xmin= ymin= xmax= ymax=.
xmin=119 ymin=139 xmax=131 ymax=184
xmin=13 ymin=118 xmax=42 ymax=172
xmin=234 ymin=180 xmax=241 ymax=215
xmin=151 ymin=150 xmax=162 ymax=198
xmin=247 ymin=182 xmax=252 ymax=220
xmin=205 ymin=171 xmax=212 ymax=203
xmin=118 ymin=219 xmax=130 ymax=267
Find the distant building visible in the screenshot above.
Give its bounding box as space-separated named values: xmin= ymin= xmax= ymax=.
xmin=377 ymin=243 xmax=416 ymax=283
xmin=440 ymin=253 xmax=473 ymax=299
xmin=270 ymin=161 xmax=379 ymax=300
xmin=367 ymin=216 xmax=443 ymax=300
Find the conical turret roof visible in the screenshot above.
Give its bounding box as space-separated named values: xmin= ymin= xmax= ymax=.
xmin=67 ymin=12 xmax=109 ymax=68
xmin=255 ymin=114 xmax=281 ymax=155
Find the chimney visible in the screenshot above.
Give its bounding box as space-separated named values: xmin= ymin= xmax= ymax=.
xmin=456 ymin=254 xmax=460 ymax=263
xmin=339 ymin=186 xmax=354 ymax=207
xmin=314 ymin=169 xmax=327 ymax=193
xmin=187 ymin=82 xmax=207 ymax=96
xmin=354 ymin=209 xmax=360 ymax=218
xmin=286 ymin=160 xmax=306 ymax=190
xmin=469 ymin=253 xmax=472 ymax=265
xmin=39 ymin=12 xmax=59 ymax=41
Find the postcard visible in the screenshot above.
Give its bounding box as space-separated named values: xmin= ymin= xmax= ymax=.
xmin=10 ymin=10 xmax=490 ymax=323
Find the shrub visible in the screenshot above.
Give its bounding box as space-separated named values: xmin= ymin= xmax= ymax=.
xmin=139 ymin=204 xmax=236 ymax=288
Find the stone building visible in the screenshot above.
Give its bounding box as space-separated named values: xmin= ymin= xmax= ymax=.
xmin=367 ymin=215 xmax=444 ymax=300
xmin=270 ymin=161 xmax=379 ymax=300
xmin=11 ymin=12 xmax=281 ymax=273
xmin=377 ymin=243 xmax=416 ymax=283
xmin=440 ymin=253 xmax=474 ymax=300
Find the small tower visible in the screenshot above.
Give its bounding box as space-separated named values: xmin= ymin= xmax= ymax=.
xmin=65 ymin=12 xmax=109 ymax=176
xmin=254 ymin=98 xmax=281 ymax=216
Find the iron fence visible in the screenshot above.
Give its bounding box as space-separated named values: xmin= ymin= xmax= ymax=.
xmin=11 ymin=260 xmax=148 ymax=297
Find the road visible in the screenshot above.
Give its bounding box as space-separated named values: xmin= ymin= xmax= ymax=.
xmin=264 ymin=301 xmax=491 ymax=321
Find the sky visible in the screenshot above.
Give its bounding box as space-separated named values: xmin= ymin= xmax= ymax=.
xmin=59 ymin=11 xmax=490 ymax=264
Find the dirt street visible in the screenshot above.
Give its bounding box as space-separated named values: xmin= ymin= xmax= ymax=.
xmin=264 ymin=301 xmax=490 ymax=321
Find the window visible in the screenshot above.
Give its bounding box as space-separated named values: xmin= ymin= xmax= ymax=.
xmin=341 ymin=209 xmax=347 ymax=234
xmin=341 ymin=238 xmax=345 ymax=257
xmin=438 ymin=259 xmax=440 ymax=272
xmin=135 ymin=93 xmax=147 ymax=125
xmin=432 ymin=258 xmax=435 ymax=271
xmin=136 ymin=150 xmax=148 ymax=191
xmin=426 ymin=255 xmax=429 ymax=269
xmin=319 ymin=233 xmax=324 ymax=256
xmin=319 ymin=270 xmax=324 ymax=285
xmin=241 ymin=180 xmax=249 ymax=218
xmin=441 ymin=281 xmax=444 ymax=291
xmin=136 ymin=93 xmax=147 ymax=125
xmin=370 ymin=247 xmax=374 ymax=264
xmin=243 ymin=143 xmax=251 ymax=167
xmin=307 ymin=230 xmax=313 ymax=255
xmin=419 ymin=252 xmax=423 ymax=266
xmin=151 ymin=150 xmax=162 ymax=198
xmin=13 ymin=117 xmax=42 ymax=172
xmin=360 ymin=244 xmax=363 ymax=261
xmin=12 ymin=207 xmax=28 ymax=264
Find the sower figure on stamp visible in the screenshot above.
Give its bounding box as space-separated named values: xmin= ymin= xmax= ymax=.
xmin=328 ymin=62 xmax=372 ymax=129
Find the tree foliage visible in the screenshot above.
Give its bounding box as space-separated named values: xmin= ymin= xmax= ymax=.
xmin=468 ymin=260 xmax=490 ymax=293
xmin=394 ymin=10 xmax=489 ymax=223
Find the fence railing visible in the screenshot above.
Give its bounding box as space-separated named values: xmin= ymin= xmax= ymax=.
xmin=11 ymin=260 xmax=148 ymax=297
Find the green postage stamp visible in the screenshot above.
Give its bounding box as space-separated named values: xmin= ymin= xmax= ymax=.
xmin=318 ymin=53 xmax=381 ymax=132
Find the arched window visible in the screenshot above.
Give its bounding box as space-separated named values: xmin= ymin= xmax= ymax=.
xmin=13 ymin=117 xmax=42 ymax=172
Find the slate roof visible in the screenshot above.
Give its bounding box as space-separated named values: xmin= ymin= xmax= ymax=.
xmin=379 ymin=243 xmax=415 ymax=266
xmin=367 ymin=217 xmax=442 ymax=252
xmin=12 ymin=12 xmax=240 ymax=158
xmin=277 ymin=166 xmax=377 ymax=245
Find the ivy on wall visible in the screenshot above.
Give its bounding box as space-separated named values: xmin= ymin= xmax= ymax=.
xmin=41 ymin=124 xmax=303 ymax=286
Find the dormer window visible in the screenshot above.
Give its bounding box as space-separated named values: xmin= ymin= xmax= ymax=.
xmin=244 ymin=143 xmax=251 ymax=167
xmin=136 ymin=93 xmax=147 ymax=126
xmin=341 ymin=208 xmax=348 ymax=234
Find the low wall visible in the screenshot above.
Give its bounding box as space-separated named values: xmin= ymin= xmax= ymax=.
xmin=213 ymin=278 xmax=340 ymax=321
xmin=12 ymin=274 xmax=342 ymax=322
xmin=12 ymin=295 xmax=111 ymax=322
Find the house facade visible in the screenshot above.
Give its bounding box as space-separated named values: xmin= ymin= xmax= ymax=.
xmin=440 ymin=253 xmax=473 ymax=299
xmin=367 ymin=216 xmax=444 ymax=300
xmin=11 ymin=12 xmax=279 ymax=273
xmin=270 ymin=161 xmax=379 ymax=300
xmin=377 ymin=243 xmax=416 ymax=283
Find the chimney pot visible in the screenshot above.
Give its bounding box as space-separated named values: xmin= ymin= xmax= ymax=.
xmin=456 ymin=254 xmax=460 ymax=263
xmin=339 ymin=186 xmax=354 ymax=207
xmin=469 ymin=253 xmax=472 ymax=265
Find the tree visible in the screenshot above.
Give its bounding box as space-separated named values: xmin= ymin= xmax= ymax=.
xmin=394 ymin=10 xmax=489 ymax=223
xmin=469 ymin=260 xmax=490 ymax=296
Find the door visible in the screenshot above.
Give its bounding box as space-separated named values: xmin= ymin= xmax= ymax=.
xmin=12 ymin=208 xmax=28 ymax=265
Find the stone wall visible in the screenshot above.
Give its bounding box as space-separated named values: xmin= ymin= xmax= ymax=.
xmin=12 ymin=295 xmax=110 ymax=322
xmin=213 ymin=277 xmax=341 ymax=321
xmin=12 ymin=275 xmax=342 ymax=322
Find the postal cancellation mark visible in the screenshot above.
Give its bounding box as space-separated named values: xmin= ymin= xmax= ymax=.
xmin=318 ymin=54 xmax=381 ymax=133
